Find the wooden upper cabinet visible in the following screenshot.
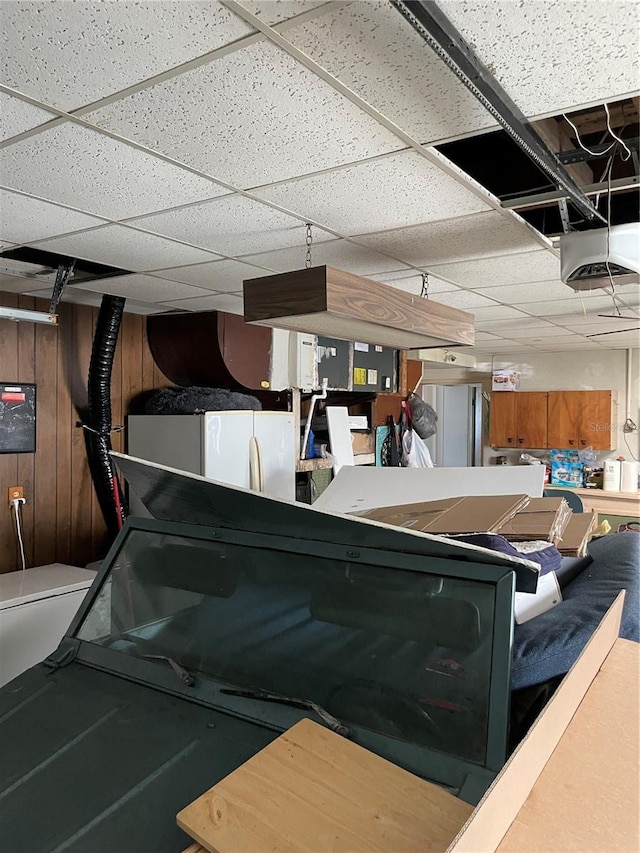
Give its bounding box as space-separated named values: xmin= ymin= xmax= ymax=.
xmin=578 ymin=390 xmax=616 ymax=451
xmin=516 ymin=392 xmax=548 ymax=449
xmin=548 ymin=391 xmax=581 ymax=449
xmin=489 ymin=392 xmax=518 ymax=447
xmin=545 ymin=390 xmax=616 ymax=451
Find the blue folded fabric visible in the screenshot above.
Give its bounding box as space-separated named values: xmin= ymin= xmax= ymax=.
xmin=512 ymin=532 xmax=639 ymax=690
xmin=449 ymin=533 xmax=562 ymax=573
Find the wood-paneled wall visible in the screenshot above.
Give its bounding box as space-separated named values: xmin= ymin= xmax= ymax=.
xmin=0 ymin=292 xmax=170 ymax=574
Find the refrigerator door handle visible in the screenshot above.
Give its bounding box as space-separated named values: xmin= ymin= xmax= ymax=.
xmin=249 ymin=436 xmax=264 ymax=493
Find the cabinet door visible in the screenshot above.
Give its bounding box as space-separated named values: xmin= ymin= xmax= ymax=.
xmin=580 ymin=390 xmax=614 ymax=451
xmin=516 ymin=392 xmax=548 ymax=449
xmin=489 ymin=393 xmax=518 ymax=447
xmin=253 ymin=412 xmax=296 ymax=501
xmin=548 ymin=391 xmax=580 ymax=448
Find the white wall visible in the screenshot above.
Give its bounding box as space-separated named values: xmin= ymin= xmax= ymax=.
xmin=421 ymin=348 xmax=640 ymax=465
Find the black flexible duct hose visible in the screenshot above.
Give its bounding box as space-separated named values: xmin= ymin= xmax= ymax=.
xmin=86 ymin=294 xmax=126 ymax=537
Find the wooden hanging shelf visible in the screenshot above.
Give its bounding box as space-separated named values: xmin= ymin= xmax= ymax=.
xmin=243 ymin=265 xmax=475 ymax=350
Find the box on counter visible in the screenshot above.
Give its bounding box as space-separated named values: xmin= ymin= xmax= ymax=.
xmin=550 ymin=449 xmax=583 ymax=487
xmin=351 ymin=431 xmax=375 ymax=455
xmin=492 ymin=370 xmax=521 ymax=391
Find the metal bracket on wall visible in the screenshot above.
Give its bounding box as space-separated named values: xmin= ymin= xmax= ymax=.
xmin=390 ymin=0 xmax=606 ymax=227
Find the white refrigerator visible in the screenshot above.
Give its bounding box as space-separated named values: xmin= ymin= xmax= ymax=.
xmin=128 ymin=411 xmax=296 ymax=502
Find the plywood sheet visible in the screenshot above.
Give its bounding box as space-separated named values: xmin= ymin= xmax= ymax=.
xmin=360 ymin=495 xmax=529 ymax=534
xmin=177 ymin=718 xmax=472 ymax=853
xmin=449 ymin=592 xmax=626 ymax=852
xmin=498 ymin=638 xmax=639 ymax=853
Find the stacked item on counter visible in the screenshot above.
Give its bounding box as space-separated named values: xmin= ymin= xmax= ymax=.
xmin=358 ymin=495 xmax=599 ymax=625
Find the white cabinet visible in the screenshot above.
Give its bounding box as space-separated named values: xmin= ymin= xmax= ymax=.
xmin=129 ymin=411 xmax=296 ymax=501
xmin=0 ymin=564 xmax=95 ymax=687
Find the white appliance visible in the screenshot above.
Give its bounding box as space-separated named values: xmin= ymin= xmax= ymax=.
xmin=128 ymin=411 xmax=296 ymax=502
xmin=0 ymin=563 xmax=95 ymax=687
xmin=560 ymin=222 xmax=640 ymax=290
xmin=421 ymin=384 xmax=482 ymax=467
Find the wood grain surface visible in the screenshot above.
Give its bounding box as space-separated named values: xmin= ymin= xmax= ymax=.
xmin=177 ymin=718 xmax=472 ymax=853
xmin=244 ymin=266 xmax=474 ymax=349
xmin=0 ymin=291 xmax=171 ymax=573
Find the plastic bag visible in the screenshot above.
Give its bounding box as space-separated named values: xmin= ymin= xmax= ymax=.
xmin=407 ymin=393 xmax=438 ymax=440
xmin=402 ymin=429 xmax=434 ymax=468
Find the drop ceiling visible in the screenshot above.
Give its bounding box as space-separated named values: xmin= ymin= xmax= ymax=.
xmin=1 ymin=0 xmax=638 ymax=356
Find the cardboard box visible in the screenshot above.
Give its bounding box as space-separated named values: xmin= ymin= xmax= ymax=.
xmin=496 ymin=497 xmax=572 ymax=544
xmin=556 ymin=510 xmax=598 ymax=557
xmin=492 ymin=370 xmax=521 ymax=391
xmin=177 ymin=594 xmax=637 ymax=853
xmin=359 ymin=494 xmax=530 ymax=535
xmin=350 ymin=431 xmax=374 ymax=455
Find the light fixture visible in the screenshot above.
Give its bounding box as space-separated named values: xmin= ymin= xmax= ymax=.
xmin=0 ymin=306 xmax=58 ymax=325
xmin=243 ymin=265 xmax=475 ymax=350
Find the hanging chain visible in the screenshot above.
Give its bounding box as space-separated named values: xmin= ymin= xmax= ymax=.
xmin=420 ymin=272 xmax=430 ymax=299
xmin=305 ymin=223 xmax=313 ymax=269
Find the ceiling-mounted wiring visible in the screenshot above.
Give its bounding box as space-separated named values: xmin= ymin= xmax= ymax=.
xmin=562 ymin=111 xmax=617 ymax=158
xmin=604 ymin=103 xmax=632 ymax=161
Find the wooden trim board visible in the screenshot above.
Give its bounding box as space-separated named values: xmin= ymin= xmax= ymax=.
xmin=177 ymin=718 xmax=472 ymax=853
xmin=497 ymin=637 xmax=639 ymax=852
xmin=243 ymin=266 xmax=475 ymax=350
xmin=448 ymin=591 xmax=627 ymax=851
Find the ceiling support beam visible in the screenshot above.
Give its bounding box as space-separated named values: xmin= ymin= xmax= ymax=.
xmin=503 ymin=175 xmax=639 ymax=210
xmin=390 ymin=0 xmax=606 ymax=226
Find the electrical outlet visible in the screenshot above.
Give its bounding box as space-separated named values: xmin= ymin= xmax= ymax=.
xmin=8 ymin=486 xmax=24 ymax=504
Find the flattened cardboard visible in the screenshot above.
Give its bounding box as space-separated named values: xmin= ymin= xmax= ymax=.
xmin=498 ymin=638 xmax=639 ymax=852
xmin=177 ymin=718 xmax=472 ymax=853
xmin=496 ymin=497 xmax=571 ymax=544
xmin=448 ymin=591 xmax=626 ymax=852
xmin=359 ymin=495 xmax=530 ymax=535
xmin=557 ymin=510 xmax=598 ymax=557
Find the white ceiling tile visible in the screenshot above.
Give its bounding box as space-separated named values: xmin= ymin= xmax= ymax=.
xmin=0 ymin=273 xmax=41 ymax=293
xmin=132 ymin=195 xmax=326 ymax=256
xmin=369 ymin=272 xmax=458 ymax=295
xmin=162 ymin=292 xmax=245 ymax=314
xmin=252 ymin=150 xmax=490 ymax=234
xmin=545 ymin=304 xmax=640 ymax=325
xmin=432 ymin=289 xmax=499 ymax=310
xmin=0 ymin=189 xmax=107 ymax=244
xmin=356 ymin=212 xmax=543 ymax=267
xmin=243 ymin=238 xmax=410 ymax=276
xmin=430 ymin=250 xmax=560 ymax=288
xmin=241 ymin=1 xmax=329 ymax=25
xmin=507 ymin=324 xmax=567 ymax=339
xmin=595 ymin=333 xmax=640 ymax=348
xmin=23 ymin=286 xmax=170 ymax=314
xmin=86 ymin=40 xmax=404 ymax=187
xmin=437 ymin=0 xmax=639 ymax=117
xmin=33 ymin=225 xmax=219 ymax=272
xmin=74 ymin=273 xmax=215 ymax=303
xmin=517 ymin=295 xmax=637 ymax=317
xmin=1 ymin=2 xmax=254 ymax=110
xmin=0 ymin=242 xmax=15 ymax=250
xmin=471 ymin=306 xmax=532 ymax=322
xmin=0 ymin=92 xmax=56 ymax=142
xmin=555 ymin=320 xmax=640 ymax=336
xmin=478 ymin=279 xmax=596 ymax=305
xmin=285 ymin=1 xmax=494 ymax=143
xmin=153 ymin=259 xmax=275 ymax=292
xmin=0 ymin=123 xmax=228 ymax=220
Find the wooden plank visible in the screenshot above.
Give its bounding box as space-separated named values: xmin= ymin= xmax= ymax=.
xmin=449 ymin=593 xmax=626 ymax=852
xmin=177 ymin=718 xmax=472 ymax=853
xmin=0 ymin=294 xmax=20 ymax=573
xmin=33 ymin=316 xmax=59 ymax=567
xmin=498 ymin=639 xmax=639 ymax=853
xmin=244 ymin=266 xmax=475 ymax=349
xmin=54 ymin=301 xmax=74 ymax=565
xmin=16 ymin=295 xmax=36 ymax=567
